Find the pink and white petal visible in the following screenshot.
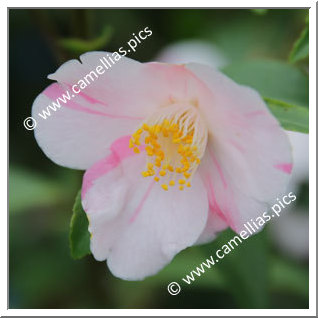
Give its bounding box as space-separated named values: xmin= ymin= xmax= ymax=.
xmin=48 ymin=53 xmax=190 ymax=119
xmin=32 ymin=90 xmax=141 ymax=169
xmin=33 ymin=57 xmax=204 ymax=169
xmin=199 ymin=155 xmax=271 ymax=234
xmin=142 ymin=62 xmax=200 ymax=104
xmin=81 ymin=136 xmax=209 ymax=280
xmin=48 ymin=52 xmax=150 ymax=118
xmin=195 ymin=210 xmax=228 ymax=245
xmin=185 ymin=63 xmax=292 ymax=232
xmin=107 ymin=175 xmax=208 ymax=280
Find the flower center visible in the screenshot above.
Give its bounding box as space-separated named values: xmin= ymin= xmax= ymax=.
xmin=129 ymin=102 xmax=208 ymax=191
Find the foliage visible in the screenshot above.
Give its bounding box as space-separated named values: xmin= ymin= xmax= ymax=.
xmin=59 ymin=25 xmax=112 ymax=55
xmin=289 ymin=17 xmax=309 ymax=63
xmin=223 ymin=60 xmax=309 ymax=133
xmin=69 ymin=191 xmax=91 ymax=259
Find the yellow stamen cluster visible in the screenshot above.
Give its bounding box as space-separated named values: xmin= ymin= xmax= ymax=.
xmin=129 ymin=118 xmax=202 ymax=191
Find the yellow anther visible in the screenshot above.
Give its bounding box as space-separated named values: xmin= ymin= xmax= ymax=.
xmin=151 ymin=140 xmax=160 ymax=151
xmin=132 ymin=114 xmax=205 ymax=191
xmin=159 ymin=170 xmax=166 ymax=177
xmin=154 ymin=125 xmax=161 ymax=133
xmin=161 ymin=128 xmax=169 ymax=137
xmin=184 ymin=172 xmax=191 ymax=179
xmin=178 ymin=145 xmax=184 ymax=153
xmin=141 ymin=171 xmax=149 ymax=177
xmin=161 ymin=184 xmax=169 ymax=191
xmin=163 ymin=119 xmax=170 ymax=126
xmin=157 ymin=150 xmax=164 ymax=160
xmin=184 ymin=136 xmax=193 ymax=144
xmin=181 ymin=158 xmax=188 ymax=164
xmin=167 ymin=165 xmax=174 ymax=172
xmin=151 ymin=141 xmax=160 ymax=149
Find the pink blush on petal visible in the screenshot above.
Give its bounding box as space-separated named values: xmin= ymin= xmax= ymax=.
xmin=208 ymin=148 xmax=228 ymax=189
xmin=44 ymin=83 xmax=110 ymax=117
xmin=228 ymin=139 xmax=245 ymax=154
xmin=43 ymin=83 xmax=143 ymax=120
xmin=244 ymin=110 xmax=266 ymax=118
xmin=82 ymin=136 xmax=143 ymax=199
xmin=129 ymin=180 xmax=155 ymax=223
xmin=274 ymin=163 xmax=293 ymax=174
xmin=204 ymin=176 xmax=233 ymax=227
xmin=69 ymin=85 xmax=108 ymax=106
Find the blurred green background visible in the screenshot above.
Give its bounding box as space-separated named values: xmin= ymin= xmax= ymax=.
xmin=9 ymin=9 xmax=309 ymax=309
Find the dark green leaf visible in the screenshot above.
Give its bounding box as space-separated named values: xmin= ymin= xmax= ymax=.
xmin=265 ymin=98 xmax=309 ymax=133
xmin=9 ymin=165 xmax=78 ymax=213
xmin=214 ymin=229 xmax=269 ymax=308
xmin=223 ymin=60 xmax=309 ymax=108
xmin=69 ymin=191 xmax=91 ymax=259
xmin=270 ymin=257 xmax=309 ymax=299
xmin=250 ymin=9 xmax=268 ymax=15
xmin=289 ymin=20 xmax=309 ymax=63
xmin=59 ymin=25 xmax=112 ymax=55
xmin=147 ymin=246 xmax=227 ymax=289
xmin=223 ymin=60 xmax=309 ymax=133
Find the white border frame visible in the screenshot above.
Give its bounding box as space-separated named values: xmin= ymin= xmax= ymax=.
xmin=3 ymin=1 xmax=316 ymax=316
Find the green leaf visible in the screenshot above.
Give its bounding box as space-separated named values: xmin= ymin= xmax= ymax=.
xmin=214 ymin=229 xmax=269 ymax=308
xmin=223 ymin=59 xmax=309 ymax=133
xmin=270 ymin=257 xmax=308 ymax=299
xmin=250 ymin=9 xmax=268 ymax=15
xmin=9 ymin=165 xmax=77 ymax=213
xmin=223 ymin=60 xmax=309 ymax=108
xmin=59 ymin=25 xmax=112 ymax=55
xmin=265 ymin=98 xmax=309 ymax=133
xmin=69 ymin=191 xmax=91 ymax=259
xmin=289 ymin=19 xmax=309 ymax=63
xmin=147 ymin=246 xmax=227 ymax=289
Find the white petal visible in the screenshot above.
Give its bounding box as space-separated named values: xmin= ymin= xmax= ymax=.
xmin=82 ymin=137 xmax=209 ymax=280
xmin=186 ymin=63 xmax=292 ymax=233
xmin=32 ymin=90 xmax=140 ymax=170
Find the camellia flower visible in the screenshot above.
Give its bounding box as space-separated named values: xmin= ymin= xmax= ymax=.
xmin=32 ymin=52 xmax=292 ymax=280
